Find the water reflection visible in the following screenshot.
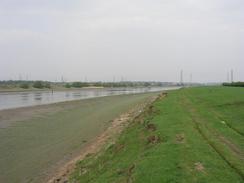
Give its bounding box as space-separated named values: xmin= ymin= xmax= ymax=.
xmin=93 ymin=90 xmax=99 ymax=97
xmin=21 ymin=93 xmax=29 ymax=101
xmin=65 ymin=92 xmax=70 ymax=98
xmin=72 ymin=92 xmax=82 ymax=98
xmin=0 ymin=87 xmax=180 ymax=110
xmin=34 ymin=93 xmax=42 ymax=101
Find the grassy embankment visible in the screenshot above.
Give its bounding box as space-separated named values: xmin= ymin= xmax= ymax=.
xmin=0 ymin=92 xmax=158 ymax=183
xmin=71 ymin=86 xmax=244 ymax=183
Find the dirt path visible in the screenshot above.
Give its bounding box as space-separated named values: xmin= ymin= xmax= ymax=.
xmin=46 ymin=95 xmax=158 ymax=183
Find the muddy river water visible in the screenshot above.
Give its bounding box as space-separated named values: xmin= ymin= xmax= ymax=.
xmin=0 ymin=86 xmax=179 ymax=110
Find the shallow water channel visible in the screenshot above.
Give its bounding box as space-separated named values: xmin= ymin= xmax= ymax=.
xmin=0 ymin=87 xmax=179 ymax=110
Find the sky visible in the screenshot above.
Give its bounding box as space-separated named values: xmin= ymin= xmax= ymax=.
xmin=0 ymin=0 xmax=243 ymax=83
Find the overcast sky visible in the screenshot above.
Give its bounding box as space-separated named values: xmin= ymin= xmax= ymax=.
xmin=0 ymin=0 xmax=243 ymax=82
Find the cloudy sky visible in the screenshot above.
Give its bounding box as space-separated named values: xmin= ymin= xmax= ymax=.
xmin=0 ymin=0 xmax=243 ymax=82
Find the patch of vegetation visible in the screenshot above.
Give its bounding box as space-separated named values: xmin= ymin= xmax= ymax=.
xmin=223 ymin=82 xmax=244 ymax=87
xmin=71 ymin=87 xmax=244 ymax=183
xmin=33 ymin=81 xmax=44 ymax=88
xmin=19 ymin=82 xmax=29 ymax=89
xmin=65 ymin=83 xmax=71 ymax=88
xmin=32 ymin=81 xmax=51 ymax=89
xmin=44 ymin=82 xmax=51 ymax=89
xmin=71 ymin=82 xmax=89 ymax=88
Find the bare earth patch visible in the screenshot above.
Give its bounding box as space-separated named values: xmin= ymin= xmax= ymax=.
xmin=147 ymin=135 xmax=161 ymax=144
xmin=194 ymin=162 xmax=205 ymax=172
xmin=176 ymin=133 xmax=185 ymax=143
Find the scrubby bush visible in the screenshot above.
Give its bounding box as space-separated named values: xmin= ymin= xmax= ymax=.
xmin=144 ymin=82 xmax=151 ymax=87
xmin=33 ymin=81 xmax=52 ymax=89
xmin=93 ymin=82 xmax=102 ymax=87
xmin=71 ymin=82 xmax=88 ymax=88
xmin=19 ymin=83 xmax=29 ymax=89
xmin=33 ymin=81 xmax=44 ymax=89
xmin=65 ymin=83 xmax=71 ymax=88
xmin=44 ymin=82 xmax=51 ymax=89
xmin=71 ymin=82 xmax=82 ymax=88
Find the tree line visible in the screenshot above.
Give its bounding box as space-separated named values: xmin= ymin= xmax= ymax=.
xmin=0 ymin=80 xmax=176 ymax=89
xmin=223 ymin=82 xmax=244 ymax=87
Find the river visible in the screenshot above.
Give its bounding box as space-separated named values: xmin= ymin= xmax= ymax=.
xmin=0 ymin=86 xmax=179 ymax=110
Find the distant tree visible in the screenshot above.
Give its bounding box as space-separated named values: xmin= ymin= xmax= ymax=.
xmin=65 ymin=83 xmax=71 ymax=88
xmin=71 ymin=82 xmax=83 ymax=88
xmin=144 ymin=82 xmax=151 ymax=87
xmin=19 ymin=83 xmax=29 ymax=89
xmin=223 ymin=82 xmax=244 ymax=87
xmin=93 ymin=82 xmax=102 ymax=87
xmin=33 ymin=81 xmax=44 ymax=89
xmin=71 ymin=82 xmax=89 ymax=88
xmin=44 ymin=82 xmax=51 ymax=89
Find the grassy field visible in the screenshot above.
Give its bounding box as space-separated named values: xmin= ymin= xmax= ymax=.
xmin=71 ymin=86 xmax=244 ymax=183
xmin=0 ymin=92 xmax=158 ymax=183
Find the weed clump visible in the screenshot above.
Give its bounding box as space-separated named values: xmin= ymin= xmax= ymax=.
xmin=146 ymin=123 xmax=157 ymax=131
xmin=80 ymin=166 xmax=88 ymax=175
xmin=158 ymin=92 xmax=167 ymax=99
xmin=114 ymin=144 xmax=125 ymax=153
xmin=147 ymin=135 xmax=161 ymax=144
xmin=117 ymin=164 xmax=135 ymax=175
xmin=175 ymin=133 xmax=185 ymax=143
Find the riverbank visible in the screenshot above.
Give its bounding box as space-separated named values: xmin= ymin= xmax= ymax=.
xmin=0 ymin=92 xmax=159 ymax=183
xmin=70 ymin=86 xmax=244 ymax=183
xmin=47 ymin=94 xmax=158 ymax=183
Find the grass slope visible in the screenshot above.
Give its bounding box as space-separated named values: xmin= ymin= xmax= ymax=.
xmin=0 ymin=92 xmax=158 ymax=183
xmin=71 ymin=86 xmax=244 ymax=183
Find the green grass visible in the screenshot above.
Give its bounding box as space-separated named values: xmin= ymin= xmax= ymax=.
xmin=0 ymin=92 xmax=158 ymax=183
xmin=71 ymin=86 xmax=244 ymax=183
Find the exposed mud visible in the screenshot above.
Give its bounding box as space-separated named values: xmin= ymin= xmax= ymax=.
xmin=0 ymin=101 xmax=79 ymax=128
xmin=46 ymin=95 xmax=158 ymax=183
